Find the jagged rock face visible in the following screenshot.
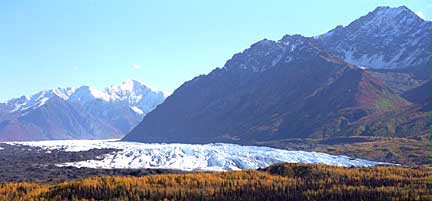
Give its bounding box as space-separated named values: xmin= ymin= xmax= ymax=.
xmin=124 ymin=35 xmax=408 ymax=144
xmin=0 ymin=80 xmax=166 ymax=141
xmin=318 ymin=6 xmax=431 ymax=70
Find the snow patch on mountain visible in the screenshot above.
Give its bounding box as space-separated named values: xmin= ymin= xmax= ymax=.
xmin=8 ymin=140 xmax=393 ymax=171
xmin=130 ymin=106 xmax=144 ymax=115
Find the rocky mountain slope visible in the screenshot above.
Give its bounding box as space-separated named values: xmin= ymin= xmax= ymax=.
xmin=318 ymin=6 xmax=431 ymax=70
xmin=0 ymin=80 xmax=166 ymax=141
xmin=124 ymin=6 xmax=430 ymax=145
xmin=318 ymin=6 xmax=431 ymax=93
xmin=124 ymin=35 xmax=409 ymax=144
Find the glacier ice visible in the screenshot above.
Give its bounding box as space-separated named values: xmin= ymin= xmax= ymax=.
xmin=8 ymin=139 xmax=392 ymax=171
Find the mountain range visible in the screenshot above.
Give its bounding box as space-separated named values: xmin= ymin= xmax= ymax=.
xmin=0 ymin=80 xmax=166 ymax=141
xmin=2 ymin=5 xmax=429 ymax=152
xmin=124 ymin=6 xmax=431 ymax=146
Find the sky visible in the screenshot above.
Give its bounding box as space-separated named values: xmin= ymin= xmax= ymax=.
xmin=0 ymin=0 xmax=430 ymax=101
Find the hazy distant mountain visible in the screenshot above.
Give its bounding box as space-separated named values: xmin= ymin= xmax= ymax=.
xmin=124 ymin=6 xmax=430 ymax=144
xmin=0 ymin=80 xmax=166 ymax=141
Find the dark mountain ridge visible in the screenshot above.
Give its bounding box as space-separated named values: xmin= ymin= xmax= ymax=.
xmin=124 ymin=34 xmax=410 ymax=144
xmin=124 ymin=6 xmax=430 ymax=149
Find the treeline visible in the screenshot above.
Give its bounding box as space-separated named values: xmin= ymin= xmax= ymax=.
xmin=0 ymin=163 xmax=429 ymax=201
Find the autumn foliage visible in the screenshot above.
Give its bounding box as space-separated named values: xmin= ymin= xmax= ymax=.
xmin=0 ymin=163 xmax=429 ymax=201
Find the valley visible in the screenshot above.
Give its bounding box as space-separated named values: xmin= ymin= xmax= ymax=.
xmin=0 ymin=4 xmax=430 ymax=201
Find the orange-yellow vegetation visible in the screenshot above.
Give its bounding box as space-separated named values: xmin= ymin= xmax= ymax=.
xmin=0 ymin=163 xmax=429 ymax=201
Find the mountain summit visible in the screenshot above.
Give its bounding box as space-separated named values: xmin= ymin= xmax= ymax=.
xmin=318 ymin=6 xmax=431 ymax=69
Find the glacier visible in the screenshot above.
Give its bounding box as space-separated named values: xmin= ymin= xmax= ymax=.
xmin=7 ymin=140 xmax=392 ymax=171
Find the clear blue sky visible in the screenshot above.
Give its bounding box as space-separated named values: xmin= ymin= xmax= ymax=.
xmin=0 ymin=0 xmax=430 ymax=101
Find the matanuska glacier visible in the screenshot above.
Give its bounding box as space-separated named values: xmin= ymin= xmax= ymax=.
xmin=7 ymin=140 xmax=392 ymax=171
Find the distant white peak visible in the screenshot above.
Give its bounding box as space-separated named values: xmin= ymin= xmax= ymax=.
xmin=88 ymin=87 xmax=111 ymax=101
xmin=107 ymin=80 xmax=167 ymax=98
xmin=26 ymin=90 xmax=52 ymax=105
xmin=162 ymin=91 xmax=172 ymax=97
xmin=7 ymin=96 xmax=29 ymax=112
xmin=10 ymin=90 xmax=53 ymax=112
xmin=118 ymin=80 xmax=142 ymax=91
xmin=130 ymin=80 xmax=167 ymax=96
xmin=69 ymin=86 xmax=111 ymax=103
xmin=108 ymin=80 xmax=145 ymax=93
xmin=4 ymin=80 xmax=167 ymax=114
xmin=52 ymin=87 xmax=76 ymax=100
xmin=6 ymin=96 xmax=28 ymax=105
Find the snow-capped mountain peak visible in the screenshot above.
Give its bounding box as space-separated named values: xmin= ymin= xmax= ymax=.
xmin=104 ymin=80 xmax=167 ymax=113
xmin=359 ymin=6 xmax=424 ymax=35
xmin=2 ymin=80 xmax=166 ymax=116
xmin=68 ymin=86 xmax=111 ymax=103
xmin=106 ymin=80 xmax=149 ymax=100
xmin=9 ymin=89 xmax=66 ymax=112
xmin=52 ymin=87 xmax=76 ymax=100
xmin=0 ymin=80 xmax=167 ymax=141
xmin=106 ymin=80 xmax=167 ymax=98
xmin=318 ymin=6 xmax=431 ymax=69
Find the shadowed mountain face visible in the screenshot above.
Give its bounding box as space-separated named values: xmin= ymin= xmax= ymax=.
xmin=124 ymin=35 xmax=409 ymax=144
xmin=402 ymin=80 xmax=432 ymax=105
xmin=124 ymin=6 xmax=430 ymax=144
xmin=402 ymin=80 xmax=432 ymax=112
xmin=0 ymin=80 xmax=166 ymax=141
